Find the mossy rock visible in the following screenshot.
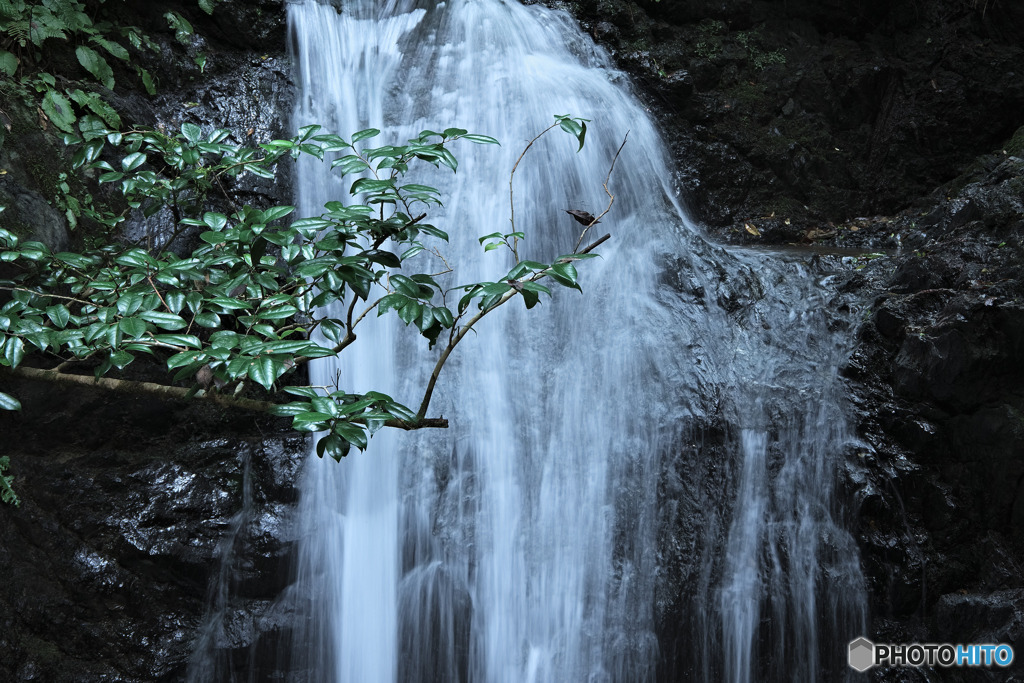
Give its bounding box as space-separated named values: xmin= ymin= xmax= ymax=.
xmin=1004 ymin=125 xmax=1024 ymax=157
xmin=0 ymin=90 xmax=75 ymax=249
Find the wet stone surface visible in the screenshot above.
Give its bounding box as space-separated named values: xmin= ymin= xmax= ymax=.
xmin=0 ymin=372 xmax=306 ymax=680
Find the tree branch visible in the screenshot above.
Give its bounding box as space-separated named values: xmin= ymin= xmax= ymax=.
xmin=3 ymin=366 xmax=447 ymax=429
xmin=0 ymin=286 xmax=91 ymax=307
xmin=415 ymin=232 xmax=611 ymax=421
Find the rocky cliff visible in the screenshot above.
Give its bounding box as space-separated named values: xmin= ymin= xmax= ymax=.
xmin=2 ymin=0 xmax=1022 ymax=680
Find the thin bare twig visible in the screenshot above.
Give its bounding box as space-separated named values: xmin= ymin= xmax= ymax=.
xmin=428 ymin=247 xmax=454 ymax=277
xmin=147 ymin=276 xmax=173 ymax=314
xmin=574 ymin=131 xmax=628 ymax=253
xmin=416 ymin=128 xmax=626 ymax=421
xmin=508 ymin=122 xmax=560 ymax=262
xmin=0 ymin=286 xmax=91 ymax=307
xmin=351 ymin=295 xmax=385 ymax=331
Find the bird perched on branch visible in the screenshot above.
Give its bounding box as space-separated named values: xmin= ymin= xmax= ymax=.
xmin=566 ymin=209 xmax=599 ymax=226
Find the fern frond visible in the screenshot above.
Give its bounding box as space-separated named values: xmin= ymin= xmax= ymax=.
xmin=0 ymin=0 xmax=26 ymax=22
xmin=3 ymin=19 xmax=29 ymax=46
xmin=0 ymin=456 xmax=19 ymax=508
xmin=25 ymin=9 xmax=68 ymax=47
xmin=43 ymin=0 xmax=90 ymax=33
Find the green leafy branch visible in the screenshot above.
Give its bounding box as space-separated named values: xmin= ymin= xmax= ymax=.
xmin=0 ymin=116 xmax=617 ymax=466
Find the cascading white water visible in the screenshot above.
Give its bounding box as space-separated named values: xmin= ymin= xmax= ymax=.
xmin=697 ymin=256 xmax=868 ymax=682
xmin=264 ymin=1 xmax=868 ymax=681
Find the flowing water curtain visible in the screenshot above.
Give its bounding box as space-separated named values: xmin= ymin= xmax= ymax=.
xmin=286 ymin=3 xmax=429 ymax=680
xmin=280 ymin=1 xmax=867 ymax=682
xmin=284 ymin=0 xmax=695 ymax=681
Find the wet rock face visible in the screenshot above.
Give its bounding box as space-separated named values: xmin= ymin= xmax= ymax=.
xmin=839 ymin=151 xmax=1024 ymax=672
xmin=0 ymin=102 xmax=75 ymax=251
xmin=655 ymin=420 xmax=733 ymax=681
xmin=0 ymin=0 xmax=291 ymax=252
xmin=0 ymin=375 xmax=307 ymax=681
xmin=0 ymin=2 xmax=299 ymax=680
xmin=109 ymin=0 xmax=295 ymax=250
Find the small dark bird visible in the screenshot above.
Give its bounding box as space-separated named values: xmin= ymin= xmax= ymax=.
xmin=566 ymin=209 xmax=599 ymax=226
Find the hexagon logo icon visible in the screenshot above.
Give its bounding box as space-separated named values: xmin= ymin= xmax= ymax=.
xmin=848 ymin=637 xmax=875 ymax=672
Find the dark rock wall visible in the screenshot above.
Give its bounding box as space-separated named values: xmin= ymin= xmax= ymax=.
xmin=567 ymin=0 xmax=1024 ymax=229
xmin=0 ymin=375 xmax=305 ymax=681
xmin=842 ymin=153 xmax=1024 ymax=682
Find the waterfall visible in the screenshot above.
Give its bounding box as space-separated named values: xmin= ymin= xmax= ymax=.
xmin=219 ymin=0 xmax=868 ymax=680
xmin=694 ymin=257 xmax=869 ymax=682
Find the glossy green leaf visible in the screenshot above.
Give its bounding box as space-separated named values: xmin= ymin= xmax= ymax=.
xmin=3 ymin=337 xmax=25 ymax=368
xmin=269 ymin=402 xmax=311 ymax=417
xmin=293 ymin=410 xmax=333 ymax=428
xmin=0 ymin=391 xmax=21 ymax=411
xmin=433 ymin=307 xmax=454 ymax=328
xmin=182 ymin=122 xmax=202 ymax=144
xmin=41 ymin=90 xmax=75 ymax=133
xmin=459 ymin=134 xmax=500 ymax=145
xmin=140 ymin=310 xmax=188 ymax=330
xmin=352 ymin=128 xmax=380 ymax=143
xmin=550 ymin=262 xmax=579 ymax=284
xmin=334 ymin=421 xmax=368 ymax=450
xmin=398 ymin=301 xmax=422 ymax=325
xmin=521 ymin=281 xmax=551 ymax=295
xmin=350 ymin=178 xmax=396 ymax=195
xmin=332 ymin=155 xmax=370 ymax=174
xmin=45 ymin=305 xmax=70 ymax=329
xmin=76 ymin=45 xmax=115 ymax=89
xmin=91 ymin=35 xmax=130 ymax=61
xmin=0 ymin=50 xmax=18 ymax=77
xmin=121 ymin=152 xmax=147 ymax=171
xmin=151 ymin=334 xmax=202 ymax=348
xmin=137 ymin=65 xmax=156 ymax=95
xmin=118 ymin=317 xmax=147 ymax=338
xmin=116 ymin=293 xmax=144 ymax=316
xmin=316 ymin=434 xmax=350 ymax=460
xmin=193 ymin=312 xmax=221 ymax=328
xmin=418 ymin=306 xmax=435 ymax=332
xmin=318 ymin=319 xmax=345 ymax=345
xmin=110 ymin=349 xmax=134 ymax=369
xmin=283 ymin=386 xmax=321 ymax=399
xmin=247 ymin=355 xmax=287 ymax=390
xmin=262 ymin=206 xmax=295 ymax=222
xmin=164 ymin=291 xmax=186 ymax=314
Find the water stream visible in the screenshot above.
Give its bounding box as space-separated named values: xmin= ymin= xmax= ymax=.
xmin=190 ymin=0 xmax=867 ymax=680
